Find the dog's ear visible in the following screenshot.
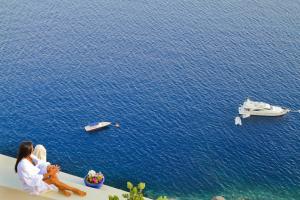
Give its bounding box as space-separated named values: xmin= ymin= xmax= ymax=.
xmin=33 ymin=145 xmax=47 ymax=161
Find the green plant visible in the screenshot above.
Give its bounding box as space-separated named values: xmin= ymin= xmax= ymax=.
xmin=122 ymin=181 xmax=146 ymax=200
xmin=108 ymin=181 xmax=168 ymax=200
xmin=108 ymin=195 xmax=120 ymax=200
xmin=156 ymin=196 xmax=168 ymax=200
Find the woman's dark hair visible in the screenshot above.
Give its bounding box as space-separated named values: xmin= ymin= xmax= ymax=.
xmin=15 ymin=141 xmax=33 ymax=173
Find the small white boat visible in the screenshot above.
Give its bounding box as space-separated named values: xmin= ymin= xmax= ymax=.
xmin=235 ymin=116 xmax=242 ymax=126
xmin=85 ymin=122 xmax=111 ymax=132
xmin=239 ymin=98 xmax=290 ymax=118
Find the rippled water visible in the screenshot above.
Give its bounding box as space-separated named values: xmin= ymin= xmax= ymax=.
xmin=1 ymin=0 xmax=300 ymax=199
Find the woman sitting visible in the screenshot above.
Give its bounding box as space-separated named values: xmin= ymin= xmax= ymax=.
xmin=15 ymin=141 xmax=86 ymax=197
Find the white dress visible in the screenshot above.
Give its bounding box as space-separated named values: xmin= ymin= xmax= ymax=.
xmin=17 ymin=155 xmax=57 ymax=195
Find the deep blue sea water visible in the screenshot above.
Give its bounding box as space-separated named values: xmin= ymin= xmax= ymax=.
xmin=1 ymin=0 xmax=300 ymax=199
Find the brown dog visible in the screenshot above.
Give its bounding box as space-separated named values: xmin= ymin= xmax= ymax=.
xmin=43 ymin=165 xmax=86 ymax=197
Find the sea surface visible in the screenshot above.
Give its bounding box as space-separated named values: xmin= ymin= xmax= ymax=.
xmin=1 ymin=0 xmax=300 ymax=199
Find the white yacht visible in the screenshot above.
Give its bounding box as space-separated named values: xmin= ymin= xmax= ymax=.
xmin=238 ymin=98 xmax=289 ymax=118
xmin=85 ymin=122 xmax=111 ymax=132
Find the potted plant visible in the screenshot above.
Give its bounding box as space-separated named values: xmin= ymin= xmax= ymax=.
xmin=84 ymin=170 xmax=105 ymax=189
